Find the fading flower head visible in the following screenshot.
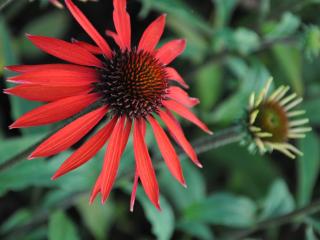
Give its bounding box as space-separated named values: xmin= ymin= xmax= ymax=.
xmin=4 ymin=0 xmax=211 ymax=211
xmin=246 ymin=77 xmax=311 ymax=159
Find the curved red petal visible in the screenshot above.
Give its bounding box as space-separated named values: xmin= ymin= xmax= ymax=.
xmin=138 ymin=14 xmax=166 ymax=52
xmin=27 ymin=35 xmax=103 ymax=67
xmin=113 ymin=0 xmax=131 ymax=50
xmin=71 ymin=38 xmax=103 ymax=54
xmin=130 ymin=169 xmax=139 ymax=212
xmin=5 ymin=63 xmax=94 ymax=73
xmin=133 ymin=119 xmax=160 ymax=210
xmin=8 ymin=68 xmax=98 ymax=86
xmin=163 ymin=100 xmax=212 ymax=134
xmin=159 ymin=109 xmax=202 ymax=168
xmin=148 ymin=116 xmax=186 ymax=186
xmin=168 ymin=86 xmax=199 ymax=107
xmin=165 ymin=67 xmax=189 ymax=89
xmin=10 ymin=93 xmax=98 ymax=128
xmin=156 ymin=39 xmax=186 ymax=65
xmin=100 ymin=117 xmax=131 ymax=203
xmin=105 ymin=30 xmax=123 ymax=50
xmin=52 ymin=117 xmax=117 ymax=180
xmin=4 ymin=84 xmax=91 ymax=102
xmin=90 ymin=174 xmax=102 ymax=204
xmin=29 ymin=106 xmax=107 ymax=158
xmin=65 ymin=0 xmax=113 ymax=58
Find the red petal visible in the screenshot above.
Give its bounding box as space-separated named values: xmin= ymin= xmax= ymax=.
xmin=27 ymin=35 xmax=103 ymax=67
xmin=65 ymin=0 xmax=112 ymax=58
xmin=168 ymin=86 xmax=199 ymax=107
xmin=100 ymin=117 xmax=131 ymax=203
xmin=148 ymin=116 xmax=186 ymax=186
xmin=4 ymin=84 xmax=91 ymax=102
xmin=10 ymin=93 xmax=98 ymax=128
xmin=90 ymin=174 xmax=102 ymax=204
xmin=133 ymin=119 xmax=160 ymax=210
xmin=138 ymin=14 xmax=166 ymax=52
xmin=165 ymin=67 xmax=189 ymax=89
xmin=52 ymin=117 xmax=117 ymax=180
xmin=159 ymin=109 xmax=202 ymax=168
xmin=113 ymin=0 xmax=131 ymax=50
xmin=156 ymin=39 xmax=186 ymax=65
xmin=5 ymin=64 xmax=95 ymax=73
xmin=8 ymin=68 xmax=98 ymax=86
xmin=29 ymin=106 xmax=107 ymax=158
xmin=130 ymin=169 xmax=139 ymax=212
xmin=71 ymin=38 xmax=103 ymax=54
xmin=105 ymin=30 xmax=123 ymax=49
xmin=163 ymin=100 xmax=212 ymax=134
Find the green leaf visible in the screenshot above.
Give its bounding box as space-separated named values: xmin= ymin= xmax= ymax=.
xmin=212 ymin=0 xmax=238 ymax=28
xmin=0 ymin=134 xmax=45 ymax=165
xmin=304 ymin=98 xmax=320 ymax=124
xmin=160 ymin=159 xmax=206 ymax=211
xmin=272 ymin=43 xmax=303 ymax=95
xmin=121 ymin=181 xmax=175 ymax=240
xmin=209 ymin=58 xmax=270 ymax=124
xmin=297 ymin=132 xmax=320 ymax=207
xmin=264 ymin=12 xmax=301 ymax=40
xmin=183 ymin=192 xmax=257 ymax=227
xmin=76 ymin=195 xmax=114 ymax=240
xmin=139 ymin=191 xmax=175 ymax=240
xmin=233 ymin=28 xmax=260 ymax=55
xmin=49 ymin=211 xmax=80 ymax=240
xmin=260 ymin=179 xmax=295 ymax=220
xmin=303 ymin=25 xmax=320 ymax=61
xmin=306 ymin=226 xmax=319 ymax=240
xmin=0 ymin=208 xmax=32 ymax=234
xmin=177 ymin=221 xmax=214 ymax=240
xmin=195 ymin=63 xmax=222 ymax=111
xmin=139 ymin=0 xmax=212 ymax=35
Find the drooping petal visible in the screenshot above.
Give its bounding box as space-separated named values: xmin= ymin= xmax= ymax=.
xmin=156 ymin=39 xmax=186 ymax=65
xmin=148 ymin=116 xmax=186 ymax=186
xmin=5 ymin=63 xmax=95 ymax=73
xmin=159 ymin=109 xmax=202 ymax=167
xmin=130 ymin=169 xmax=139 ymax=212
xmin=105 ymin=30 xmax=123 ymax=49
xmin=100 ymin=117 xmax=131 ymax=203
xmin=52 ymin=117 xmax=117 ymax=179
xmin=133 ymin=119 xmax=160 ymax=210
xmin=113 ymin=0 xmax=131 ymax=50
xmin=167 ymin=86 xmax=199 ymax=107
xmin=10 ymin=94 xmax=99 ymax=128
xmin=7 ymin=68 xmax=99 ymax=86
xmin=27 ymin=35 xmax=103 ymax=67
xmin=163 ymin=100 xmax=212 ymax=134
xmin=138 ymin=14 xmax=166 ymax=52
xmin=71 ymin=38 xmax=103 ymax=54
xmin=4 ymin=84 xmax=91 ymax=102
xmin=65 ymin=0 xmax=113 ymax=58
xmin=165 ymin=67 xmax=189 ymax=89
xmin=29 ymin=106 xmax=108 ymax=158
xmin=90 ymin=174 xmax=102 ymax=204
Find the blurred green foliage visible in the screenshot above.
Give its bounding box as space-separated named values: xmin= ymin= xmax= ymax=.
xmin=0 ymin=0 xmax=320 ymax=239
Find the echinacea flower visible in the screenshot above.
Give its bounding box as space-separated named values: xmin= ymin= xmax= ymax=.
xmin=246 ymin=77 xmax=311 ymax=159
xmin=4 ymin=0 xmax=211 ymax=210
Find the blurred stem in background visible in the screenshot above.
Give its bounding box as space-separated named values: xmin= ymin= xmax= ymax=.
xmin=0 ymin=123 xmax=246 ymax=173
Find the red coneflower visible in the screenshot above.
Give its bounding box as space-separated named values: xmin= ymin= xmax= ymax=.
xmin=4 ymin=0 xmax=212 ymax=210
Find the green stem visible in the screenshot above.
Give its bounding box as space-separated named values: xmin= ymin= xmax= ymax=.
xmin=224 ymin=199 xmax=320 ymax=240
